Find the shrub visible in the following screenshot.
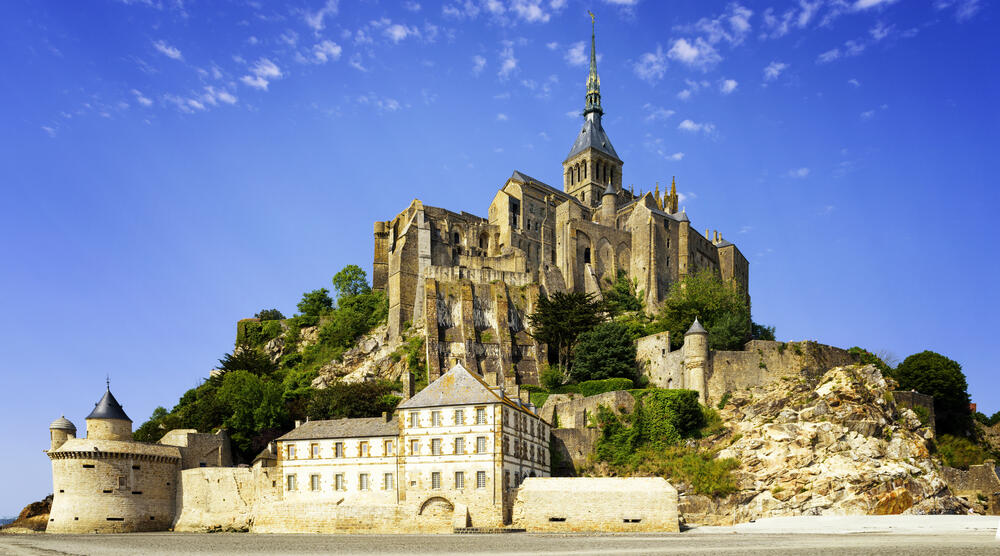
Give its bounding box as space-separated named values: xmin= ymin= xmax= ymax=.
xmin=306 ymin=380 xmax=401 ymax=421
xmin=602 ymin=270 xmax=644 ymax=316
xmin=255 ymin=308 xmax=285 ymax=321
xmin=576 ymin=377 xmax=634 ymax=397
xmin=895 ymin=351 xmax=972 ymax=436
xmin=912 ymin=405 xmax=931 ymax=427
xmin=632 ymin=445 xmax=739 ymax=496
xmin=716 ymin=392 xmax=731 ymax=410
xmin=539 ymin=365 xmax=566 ymax=391
xmin=571 ymin=321 xmax=639 ymax=383
xmin=216 ymin=348 xmax=278 ymax=378
xmin=297 ymin=288 xmax=333 ymax=317
xmin=847 ymin=347 xmax=892 ymax=376
xmin=936 ymin=434 xmax=995 ymax=470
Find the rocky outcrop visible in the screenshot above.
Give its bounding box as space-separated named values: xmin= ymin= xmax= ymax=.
xmin=310 ymin=323 xmax=413 ymax=388
xmin=681 ymin=365 xmax=969 ymax=525
xmin=0 ymin=495 xmax=52 ymax=533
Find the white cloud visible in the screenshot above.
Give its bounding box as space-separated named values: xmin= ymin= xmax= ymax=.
xmin=305 ymin=0 xmax=339 ymax=32
xmin=633 ymin=45 xmax=667 ymax=83
xmin=667 ymin=152 xmax=685 ymax=161
xmin=313 ymin=40 xmax=342 ymax=63
xmin=760 ymin=1 xmax=820 ymax=39
xmin=546 ymin=41 xmax=559 ymax=50
xmin=720 ymin=79 xmax=738 ymax=94
xmin=642 ymin=103 xmax=675 ymax=122
xmin=869 ymin=21 xmax=892 ymax=41
xmin=817 ymin=48 xmax=840 ymax=63
xmin=844 ymin=39 xmax=865 ymax=56
xmin=678 ymin=119 xmax=715 ymax=134
xmin=763 ymin=61 xmax=788 ymax=80
xmin=509 ymin=0 xmax=563 ymax=23
xmin=848 ymin=78 xmax=861 ymax=87
xmin=472 ymin=55 xmax=486 ymax=75
xmin=786 ymin=167 xmax=810 ymax=178
xmin=739 ymin=225 xmax=754 ymax=234
xmin=667 ymin=38 xmax=720 ymax=70
xmin=603 ymin=0 xmax=639 ymax=4
xmin=202 ymin=86 xmax=237 ymax=105
xmin=152 ymin=40 xmax=182 ymax=60
xmin=357 ymin=93 xmax=402 ymax=112
xmin=677 ymin=89 xmax=692 ymax=101
xmin=860 ymin=109 xmax=875 ymax=119
xmin=853 ymin=0 xmax=899 ymax=10
xmin=41 ymin=125 xmax=56 ymax=137
xmin=404 ymin=1 xmax=421 ymax=11
xmin=131 ymin=89 xmax=153 ymax=107
xmin=496 ymin=113 xmax=508 ymax=121
xmin=384 ymin=23 xmax=418 ymax=43
xmin=498 ymin=41 xmax=517 ymax=80
xmin=687 ymin=3 xmax=753 ymax=46
xmin=565 ymin=41 xmax=587 ymax=66
xmin=935 ymin=0 xmax=982 ymax=21
xmin=349 ymin=53 xmax=368 ymax=72
xmin=240 ymin=58 xmax=283 ymax=90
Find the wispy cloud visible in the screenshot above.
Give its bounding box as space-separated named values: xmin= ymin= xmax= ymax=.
xmin=565 ymin=41 xmax=587 ymax=66
xmin=678 ymin=119 xmax=715 ymax=134
xmin=312 ymin=40 xmax=342 ymax=63
xmin=935 ymin=0 xmax=982 ymax=21
xmin=763 ymin=61 xmax=788 ymax=80
xmin=357 ymin=93 xmax=402 ymax=113
xmin=240 ymin=58 xmax=283 ymax=90
xmin=498 ymin=41 xmax=517 ymax=80
xmin=720 ymin=79 xmax=738 ymax=94
xmin=152 ymin=40 xmax=182 ymax=60
xmin=305 ymin=0 xmax=339 ymax=32
xmin=131 ymin=89 xmax=153 ymax=107
xmin=384 ymin=23 xmax=418 ymax=43
xmin=667 ymin=38 xmax=720 ymax=70
xmin=41 ymin=125 xmax=56 ymax=138
xmin=642 ymin=103 xmax=675 ymax=122
xmin=852 ymin=0 xmax=899 ymax=10
xmin=634 ymin=45 xmax=666 ymax=83
xmin=848 ymin=78 xmax=861 ymax=87
xmin=496 ymin=113 xmax=508 ymax=121
xmin=472 ymin=55 xmax=486 ymax=75
xmin=786 ymin=167 xmax=810 ymax=178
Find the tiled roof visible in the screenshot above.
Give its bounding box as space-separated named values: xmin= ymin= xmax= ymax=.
xmin=276 ymin=417 xmax=399 ymax=441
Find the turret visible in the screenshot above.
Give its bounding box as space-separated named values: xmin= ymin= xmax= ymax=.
xmin=601 ymin=182 xmax=616 ymax=228
xmin=85 ymin=385 xmax=132 ymax=441
xmin=682 ymin=318 xmax=708 ymax=404
xmin=49 ymin=416 xmax=76 ymax=451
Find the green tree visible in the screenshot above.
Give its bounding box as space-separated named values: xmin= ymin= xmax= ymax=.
xmin=133 ymin=406 xmax=170 ymax=443
xmin=254 ymin=308 xmax=285 ymax=321
xmin=217 ymin=370 xmax=288 ymax=455
xmin=602 ymin=270 xmax=644 ymax=316
xmin=571 ymin=321 xmax=638 ymax=382
xmin=332 ymin=264 xmax=372 ymax=302
xmin=528 ymin=291 xmax=604 ymax=371
xmin=847 ymin=347 xmax=893 ymax=376
xmin=217 ymin=348 xmax=278 ymax=377
xmin=990 ymin=411 xmax=1000 ymax=427
xmin=751 ymin=322 xmax=776 ymax=341
xmin=894 ymin=351 xmax=972 ymax=436
xmin=653 ymin=270 xmax=755 ymax=350
xmin=306 ymin=381 xmax=402 ymax=421
xmin=297 ymin=288 xmax=333 ymax=317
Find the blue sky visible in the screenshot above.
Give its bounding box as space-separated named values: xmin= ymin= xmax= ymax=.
xmin=1 ymin=0 xmax=997 ymax=515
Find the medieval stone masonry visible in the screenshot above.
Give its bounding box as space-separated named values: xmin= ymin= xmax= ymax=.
xmin=372 ymin=21 xmax=749 ymax=389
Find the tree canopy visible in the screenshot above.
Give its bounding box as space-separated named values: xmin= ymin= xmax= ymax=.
xmin=571 ymin=321 xmax=639 ymax=383
xmin=254 ymin=308 xmax=285 ymax=321
xmin=528 ymin=291 xmax=604 ymax=371
xmin=297 ymin=288 xmax=333 ymax=317
xmin=894 ymin=350 xmax=972 ymax=436
xmin=332 ymin=264 xmax=372 ymax=302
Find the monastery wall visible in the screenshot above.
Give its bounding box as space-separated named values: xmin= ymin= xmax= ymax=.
xmin=511 ymin=477 xmax=679 ymax=532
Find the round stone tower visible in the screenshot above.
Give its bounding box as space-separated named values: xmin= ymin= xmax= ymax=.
xmin=682 ymin=318 xmax=708 ymax=403
xmin=85 ymin=386 xmax=132 ymax=440
xmin=601 ymin=182 xmax=616 ymax=228
xmin=49 ymin=416 xmax=76 ymax=451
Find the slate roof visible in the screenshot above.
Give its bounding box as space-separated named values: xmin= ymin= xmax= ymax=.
xmin=49 ymin=416 xmax=76 ymax=431
xmin=398 ymin=364 xmax=503 ymax=409
xmin=277 ymin=417 xmax=399 ymax=441
xmin=686 ymin=318 xmax=708 ymax=335
xmin=566 ymin=116 xmax=620 ymax=162
xmin=86 ymin=389 xmax=131 ymax=421
xmin=509 ymin=171 xmax=574 ymax=200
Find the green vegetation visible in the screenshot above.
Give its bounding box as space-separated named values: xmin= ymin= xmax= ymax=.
xmin=973 ymin=411 xmax=1000 ymax=427
xmin=592 ymin=389 xmax=738 ymax=495
xmin=936 ymin=434 xmax=998 ymax=470
xmin=716 ymin=392 xmax=731 ymax=410
xmin=651 ymin=270 xmax=772 ymax=351
xmin=571 ymin=321 xmax=639 ymax=383
xmin=133 ymin=265 xmax=393 ymax=463
xmin=528 ymin=291 xmax=604 ymax=371
xmin=602 ymin=270 xmax=644 ymax=316
xmin=847 ymin=346 xmax=893 ymax=376
xmin=894 ymin=351 xmax=972 ymax=436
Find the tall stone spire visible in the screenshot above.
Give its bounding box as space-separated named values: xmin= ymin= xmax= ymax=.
xmin=584 ymin=11 xmax=602 ymax=118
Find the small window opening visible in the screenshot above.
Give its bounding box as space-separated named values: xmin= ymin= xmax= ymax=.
xmin=102 ymin=490 xmax=112 ymax=493
xmin=106 ymin=517 xmax=124 ymax=522
xmin=624 ymin=518 xmax=642 ymax=523
xmin=82 ymin=464 xmax=95 ymax=469
xmin=132 ymin=465 xmax=140 ymax=470
xmin=548 ymin=517 xmax=566 ymax=522
xmin=583 ymin=248 xmax=591 ymax=264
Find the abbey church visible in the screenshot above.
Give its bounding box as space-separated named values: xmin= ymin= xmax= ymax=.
xmin=372 ymin=23 xmax=749 ymax=388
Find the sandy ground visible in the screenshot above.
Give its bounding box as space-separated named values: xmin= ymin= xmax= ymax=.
xmin=0 ymin=517 xmax=996 ymax=556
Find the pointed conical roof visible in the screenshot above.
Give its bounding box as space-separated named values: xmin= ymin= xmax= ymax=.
xmin=685 ymin=317 xmax=707 ymax=335
xmin=50 ymin=415 xmax=76 ymax=431
xmin=603 ymin=181 xmax=616 ymax=196
xmin=86 ymin=388 xmax=131 ymax=421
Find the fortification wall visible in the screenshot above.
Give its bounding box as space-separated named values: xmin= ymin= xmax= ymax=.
xmin=892 ymin=391 xmax=936 ymax=435
xmin=173 ymin=467 xmax=279 ymax=532
xmin=47 ymin=454 xmax=179 ymax=533
xmin=511 ymin=477 xmax=679 ymax=532
xmin=941 ymin=462 xmax=1000 ymax=515
xmin=159 ymin=430 xmax=233 ymax=469
xmin=705 ymin=340 xmax=858 ymax=402
xmin=251 ymin=499 xmax=460 ymax=534
xmin=540 ymin=391 xmax=635 ymax=430
xmin=550 ymin=428 xmax=599 ymax=475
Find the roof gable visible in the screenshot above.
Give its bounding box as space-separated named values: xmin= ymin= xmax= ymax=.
xmin=397 ymin=363 xmax=503 ymax=409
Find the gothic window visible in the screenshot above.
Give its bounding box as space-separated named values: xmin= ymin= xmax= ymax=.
xmin=583 ymin=247 xmax=591 ymax=264
xmin=453 ymin=232 xmax=460 ymax=245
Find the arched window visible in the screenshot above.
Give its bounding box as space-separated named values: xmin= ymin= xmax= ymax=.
xmin=453 ymin=232 xmax=460 ymax=245
xmin=583 ymin=247 xmax=591 ymax=264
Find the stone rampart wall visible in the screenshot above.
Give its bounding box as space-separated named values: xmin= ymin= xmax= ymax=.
xmin=550 ymin=428 xmax=599 ymax=475
xmin=539 ymin=391 xmax=635 ymax=430
xmin=941 ymin=462 xmax=1000 ymax=515
xmin=511 ymin=477 xmax=679 ymax=532
xmin=173 ymin=467 xmax=279 ymax=532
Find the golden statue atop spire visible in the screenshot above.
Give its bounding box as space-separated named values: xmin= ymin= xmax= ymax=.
xmin=584 ymin=10 xmax=602 ymax=117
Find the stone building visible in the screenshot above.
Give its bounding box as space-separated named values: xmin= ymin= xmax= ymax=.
xmin=272 ymin=363 xmax=550 ymax=529
xmin=373 ymin=22 xmax=748 ymax=388
xmin=45 ymin=385 xmax=231 ymax=533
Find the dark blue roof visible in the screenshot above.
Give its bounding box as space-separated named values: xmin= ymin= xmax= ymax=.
xmin=86 ymin=389 xmax=131 ymax=421
xmin=566 ymin=115 xmax=620 ymax=162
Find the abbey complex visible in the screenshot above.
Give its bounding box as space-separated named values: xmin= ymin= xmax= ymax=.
xmin=34 ymin=24 xmax=997 ymax=537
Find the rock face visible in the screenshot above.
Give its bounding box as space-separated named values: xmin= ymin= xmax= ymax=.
xmin=682 ymin=365 xmax=969 ymax=525
xmin=0 ymin=495 xmax=52 ymax=533
xmin=310 ymin=323 xmax=412 ymax=389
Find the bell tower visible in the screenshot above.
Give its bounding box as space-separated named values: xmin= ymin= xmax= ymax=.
xmin=563 ymin=12 xmax=623 ymax=208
